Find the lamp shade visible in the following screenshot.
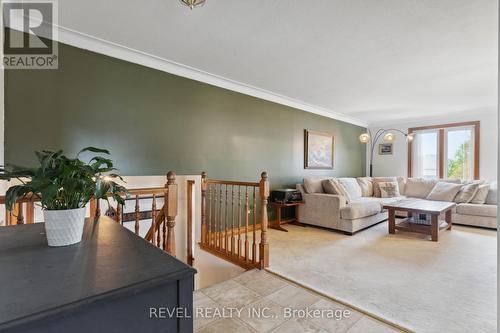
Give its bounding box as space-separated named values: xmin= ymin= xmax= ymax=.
xmin=359 ymin=133 xmax=370 ymax=143
xmin=383 ymin=133 xmax=395 ymax=142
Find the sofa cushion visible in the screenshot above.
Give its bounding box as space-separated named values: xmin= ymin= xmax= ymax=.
xmin=485 ymin=181 xmax=497 ymax=205
xmin=351 ymin=196 xmax=407 ymax=205
xmin=373 ymin=177 xmax=398 ymax=197
xmin=337 ymin=178 xmax=362 ymax=199
xmin=357 ymin=177 xmax=373 ymax=197
xmin=304 ymin=177 xmax=329 ymax=193
xmin=454 ymin=183 xmax=480 ymax=203
xmin=471 ymin=184 xmax=490 ymax=204
xmin=405 ymin=178 xmax=437 ymax=198
xmin=322 ymin=179 xmax=338 ymax=194
xmin=426 ymin=182 xmax=462 ymax=202
xmin=378 ymin=181 xmax=400 ymax=198
xmin=456 ymin=204 xmax=497 ymax=218
xmin=340 ymin=201 xmax=381 ymax=220
xmin=331 ymin=179 xmax=353 ymax=203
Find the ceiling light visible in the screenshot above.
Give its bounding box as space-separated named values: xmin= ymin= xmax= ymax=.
xmin=406 ymin=133 xmax=415 ymax=142
xmin=180 ymin=0 xmax=206 ymax=9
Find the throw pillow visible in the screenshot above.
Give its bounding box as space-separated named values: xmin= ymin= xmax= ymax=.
xmin=337 ymin=178 xmax=362 ymax=199
xmin=304 ymin=177 xmax=328 ymax=193
xmin=378 ymin=181 xmax=400 ymax=198
xmin=485 ymin=181 xmax=497 ymax=205
xmin=426 ymin=182 xmax=462 ymax=202
xmin=373 ymin=177 xmax=398 ymax=197
xmin=454 ymin=183 xmax=480 ymax=203
xmin=322 ymin=179 xmax=338 ymax=194
xmin=405 ymin=178 xmax=438 ymax=198
xmin=327 ymin=179 xmax=352 ymax=203
xmin=397 ymin=177 xmax=406 ymax=195
xmin=470 ymin=184 xmax=490 ymax=204
xmin=356 ymin=177 xmax=373 ymax=197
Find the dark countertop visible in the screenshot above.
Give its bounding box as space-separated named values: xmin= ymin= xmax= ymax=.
xmin=0 ymin=216 xmax=196 ymax=330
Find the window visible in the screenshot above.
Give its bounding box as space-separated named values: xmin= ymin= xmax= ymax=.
xmin=445 ymin=127 xmax=474 ymax=180
xmin=408 ymin=122 xmax=479 ymax=180
xmin=412 ymin=130 xmax=439 ymax=179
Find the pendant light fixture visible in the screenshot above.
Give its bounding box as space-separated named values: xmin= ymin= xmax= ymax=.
xmin=179 ymin=0 xmax=206 ymax=10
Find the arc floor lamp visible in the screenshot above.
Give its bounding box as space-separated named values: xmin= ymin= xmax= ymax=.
xmin=359 ymin=129 xmax=415 ymax=177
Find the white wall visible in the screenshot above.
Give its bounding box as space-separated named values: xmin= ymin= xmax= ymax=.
xmin=367 ymin=109 xmax=498 ymax=181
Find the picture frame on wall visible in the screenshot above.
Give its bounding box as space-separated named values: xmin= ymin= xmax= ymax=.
xmin=379 ymin=143 xmax=393 ymax=155
xmin=304 ymin=130 xmax=334 ymax=169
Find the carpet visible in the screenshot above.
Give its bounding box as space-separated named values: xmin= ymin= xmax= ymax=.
xmin=267 ymin=222 xmax=497 ymax=333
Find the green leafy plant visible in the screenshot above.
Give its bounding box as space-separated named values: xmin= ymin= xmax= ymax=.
xmin=0 ymin=147 xmax=128 ymax=211
xmin=448 ymin=141 xmax=472 ymax=179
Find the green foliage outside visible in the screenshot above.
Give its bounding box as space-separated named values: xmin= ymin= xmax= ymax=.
xmin=447 ymin=141 xmax=471 ymax=179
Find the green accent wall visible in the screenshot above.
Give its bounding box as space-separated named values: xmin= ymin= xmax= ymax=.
xmin=5 ymin=40 xmax=366 ymax=188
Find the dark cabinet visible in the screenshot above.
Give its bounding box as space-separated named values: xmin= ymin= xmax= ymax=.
xmin=0 ymin=217 xmax=196 ymax=333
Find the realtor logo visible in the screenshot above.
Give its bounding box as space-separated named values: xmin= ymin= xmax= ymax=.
xmin=3 ymin=0 xmax=58 ymax=69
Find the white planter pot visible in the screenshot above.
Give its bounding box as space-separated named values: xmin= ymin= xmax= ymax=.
xmin=43 ymin=208 xmax=86 ymax=247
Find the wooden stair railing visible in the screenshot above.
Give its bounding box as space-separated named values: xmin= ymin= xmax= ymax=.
xmin=0 ymin=194 xmax=39 ymax=225
xmin=100 ymin=171 xmax=178 ymax=256
xmin=200 ymin=171 xmax=269 ymax=269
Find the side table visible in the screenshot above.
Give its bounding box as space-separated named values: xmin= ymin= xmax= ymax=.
xmin=270 ymin=201 xmax=305 ymax=232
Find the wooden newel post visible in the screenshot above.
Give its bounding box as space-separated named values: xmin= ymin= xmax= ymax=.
xmin=201 ymin=171 xmax=207 ymax=245
xmin=165 ymin=171 xmax=178 ymax=256
xmin=89 ymin=198 xmax=99 ymax=219
xmin=259 ymin=171 xmax=270 ymax=268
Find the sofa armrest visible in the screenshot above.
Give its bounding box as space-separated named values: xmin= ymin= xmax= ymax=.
xmin=303 ymin=192 xmax=347 ymax=206
xmin=299 ymin=192 xmax=347 ymax=220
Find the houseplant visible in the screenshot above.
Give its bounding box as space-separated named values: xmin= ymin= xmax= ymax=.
xmin=0 ymin=147 xmax=127 ymax=246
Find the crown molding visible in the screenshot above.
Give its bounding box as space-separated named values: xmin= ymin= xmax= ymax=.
xmin=5 ymin=15 xmax=368 ymax=127
xmin=58 ymin=26 xmax=368 ymax=127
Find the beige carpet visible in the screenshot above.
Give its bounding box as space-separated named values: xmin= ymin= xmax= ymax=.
xmin=267 ymin=222 xmax=497 ymax=333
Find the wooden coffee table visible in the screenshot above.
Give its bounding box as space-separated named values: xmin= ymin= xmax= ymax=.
xmin=382 ymin=200 xmax=456 ymax=242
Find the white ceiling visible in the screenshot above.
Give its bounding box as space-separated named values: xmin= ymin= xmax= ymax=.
xmin=58 ymin=0 xmax=498 ymax=126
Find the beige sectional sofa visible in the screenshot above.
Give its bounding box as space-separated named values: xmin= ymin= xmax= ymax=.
xmin=297 ymin=177 xmax=497 ymax=235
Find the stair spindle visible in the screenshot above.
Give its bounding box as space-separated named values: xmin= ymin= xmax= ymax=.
xmin=115 ymin=202 xmax=121 ymax=223
xmin=244 ymin=187 xmax=249 ymax=261
xmin=231 ymin=185 xmax=235 ymax=256
xmin=151 ymin=194 xmax=157 ymax=243
xmin=156 ymin=214 xmax=161 ymax=248
xmin=134 ymin=195 xmax=140 ymax=235
xmin=208 ymin=185 xmax=212 ymax=247
xmin=252 ymin=187 xmax=257 ymax=264
xmin=162 ymin=217 xmax=167 ymax=250
xmin=224 ymin=185 xmax=229 ymax=252
xmin=218 ymin=184 xmax=223 ymax=251
xmin=238 ymin=186 xmax=242 ymax=258
xmin=201 ymin=171 xmax=207 ymax=245
xmin=16 ymin=203 xmax=24 ymax=225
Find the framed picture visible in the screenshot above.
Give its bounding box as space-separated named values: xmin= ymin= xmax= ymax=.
xmin=379 ymin=143 xmax=393 ymax=155
xmin=304 ymin=130 xmax=334 ymax=169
